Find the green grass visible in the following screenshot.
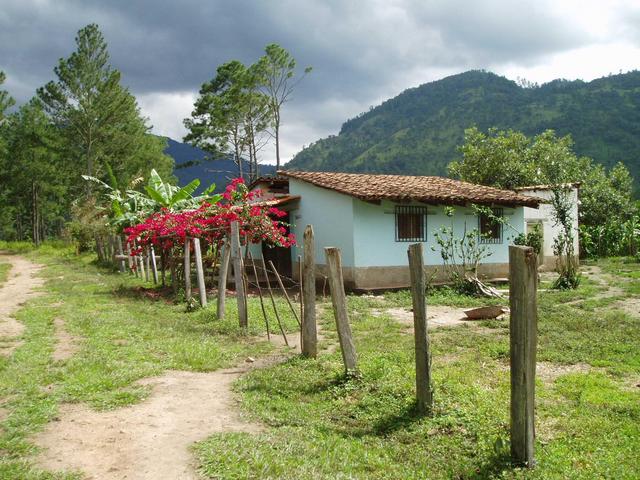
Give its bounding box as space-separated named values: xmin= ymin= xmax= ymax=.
xmin=1 ymin=245 xmax=638 ymax=479
xmin=0 ymin=244 xmax=298 ymax=479
xmin=0 ymin=262 xmax=10 ymax=286
xmin=195 ymin=262 xmax=640 ymax=479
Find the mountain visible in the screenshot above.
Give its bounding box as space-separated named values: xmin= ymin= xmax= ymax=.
xmin=163 ymin=138 xmax=275 ymax=191
xmin=286 ymin=70 xmax=640 ymax=186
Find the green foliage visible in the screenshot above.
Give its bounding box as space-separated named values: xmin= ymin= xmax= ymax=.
xmin=580 ymin=216 xmax=640 ymax=259
xmin=185 ymin=43 xmax=310 ymax=179
xmin=514 ymin=223 xmax=543 ymax=255
xmin=287 ymin=70 xmax=640 ymax=193
xmin=431 ymin=206 xmax=494 ymax=293
xmin=37 ymin=23 xmax=173 ymax=195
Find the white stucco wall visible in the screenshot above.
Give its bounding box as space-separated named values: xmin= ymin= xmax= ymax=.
xmin=520 ymin=187 xmax=579 ymax=260
xmin=288 ymin=178 xmax=356 ymax=267
xmin=352 ymin=199 xmax=524 ymax=267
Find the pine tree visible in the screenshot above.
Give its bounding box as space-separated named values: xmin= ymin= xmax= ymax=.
xmin=37 ymin=24 xmax=172 ymax=194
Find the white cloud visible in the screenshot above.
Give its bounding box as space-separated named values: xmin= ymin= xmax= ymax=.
xmin=136 ymin=91 xmax=196 ymax=141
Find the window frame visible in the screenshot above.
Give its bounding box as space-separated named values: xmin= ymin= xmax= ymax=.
xmin=395 ymin=205 xmax=428 ymax=242
xmin=478 ymin=207 xmax=504 ymax=244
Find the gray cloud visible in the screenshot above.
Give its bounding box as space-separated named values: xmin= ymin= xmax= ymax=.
xmin=0 ymin=0 xmax=631 ymax=164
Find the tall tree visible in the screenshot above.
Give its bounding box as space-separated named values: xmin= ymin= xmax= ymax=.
xmin=37 ymin=24 xmax=172 ymax=194
xmin=0 ymin=72 xmax=16 ymax=238
xmin=449 ymin=127 xmax=636 ymax=228
xmin=185 ymin=60 xmax=270 ymax=181
xmin=257 ymin=44 xmax=311 ymax=169
xmin=2 ymin=100 xmax=67 ymax=242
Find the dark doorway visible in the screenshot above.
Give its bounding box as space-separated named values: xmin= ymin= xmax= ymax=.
xmin=262 ymin=212 xmax=293 ymax=279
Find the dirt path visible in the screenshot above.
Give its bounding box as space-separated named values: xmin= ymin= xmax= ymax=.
xmin=0 ymin=253 xmax=45 ymax=356
xmin=372 ymin=305 xmax=507 ymax=332
xmin=35 ymin=362 xmax=269 ymax=480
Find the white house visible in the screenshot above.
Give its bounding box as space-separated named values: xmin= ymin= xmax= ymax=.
xmin=516 ymin=184 xmax=580 ymax=271
xmin=251 ymin=171 xmax=545 ymax=290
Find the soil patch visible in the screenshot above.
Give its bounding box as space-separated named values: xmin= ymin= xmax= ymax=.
xmin=0 ymin=253 xmax=45 ymax=356
xmin=373 ymin=306 xmax=506 ymax=332
xmin=34 ymin=366 xmax=265 ymax=480
xmin=52 ymin=317 xmax=79 ymax=362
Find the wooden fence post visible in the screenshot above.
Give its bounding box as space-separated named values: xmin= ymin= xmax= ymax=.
xmin=509 ymin=245 xmax=538 ymax=467
xmin=125 ymin=240 xmax=134 ymax=274
xmin=193 ymin=237 xmax=207 ymax=307
xmin=184 ymin=237 xmax=192 ymax=300
xmin=231 ymin=222 xmax=248 ymax=328
xmin=217 ymin=242 xmax=230 ymax=320
xmin=150 ymin=246 xmax=159 ymax=284
xmin=408 ymin=243 xmax=433 ymax=415
xmin=116 ymin=236 xmax=126 ymax=273
xmin=302 ymin=225 xmax=318 ymax=358
xmin=144 ymin=248 xmax=150 ymax=282
xmin=324 ymin=247 xmax=357 ymax=373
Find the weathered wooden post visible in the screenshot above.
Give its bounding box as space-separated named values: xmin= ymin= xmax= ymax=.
xmin=302 ymin=225 xmax=318 ymax=358
xmin=216 ymin=242 xmax=231 ymax=320
xmin=193 ymin=237 xmax=207 ymax=307
xmin=116 ymin=236 xmax=126 ymax=273
xmin=184 ymin=237 xmax=192 ymax=300
xmin=324 ymin=247 xmax=357 ymax=373
xmin=144 ymin=248 xmax=150 ymax=282
xmin=150 ymin=246 xmax=159 ymax=284
xmin=509 ymin=245 xmax=538 ymax=467
xmin=231 ymin=222 xmax=248 ymax=328
xmin=126 ymin=240 xmax=134 ymax=274
xmin=408 ymin=243 xmax=433 ymax=415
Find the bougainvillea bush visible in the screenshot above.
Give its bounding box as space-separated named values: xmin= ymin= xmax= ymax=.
xmin=124 ymin=178 xmax=295 ymax=254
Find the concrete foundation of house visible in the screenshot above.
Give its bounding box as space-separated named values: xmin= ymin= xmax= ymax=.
xmin=292 ymin=255 xmax=578 ymax=291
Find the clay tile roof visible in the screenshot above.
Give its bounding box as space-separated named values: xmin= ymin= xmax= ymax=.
xmin=277 ymin=171 xmax=542 ymax=208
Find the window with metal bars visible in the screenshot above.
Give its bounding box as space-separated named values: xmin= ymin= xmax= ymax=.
xmin=479 ymin=208 xmax=503 ymax=244
xmin=395 ymin=206 xmax=428 ymax=242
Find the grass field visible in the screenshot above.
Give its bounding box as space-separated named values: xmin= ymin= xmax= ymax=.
xmin=195 ymin=260 xmax=640 ymax=479
xmin=0 ymin=262 xmax=10 ymax=286
xmin=0 ymin=245 xmax=638 ymax=479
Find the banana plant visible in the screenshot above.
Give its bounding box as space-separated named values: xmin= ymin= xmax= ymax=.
xmin=144 ymin=169 xmax=221 ymax=211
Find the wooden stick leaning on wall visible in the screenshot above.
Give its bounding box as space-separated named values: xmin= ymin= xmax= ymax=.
xmin=302 ymin=225 xmax=318 ymax=358
xmin=509 ymin=245 xmax=538 ymax=468
xmin=230 ymin=222 xmax=248 ymax=329
xmin=261 ymin=257 xmax=289 ymax=347
xmin=184 ymin=237 xmax=192 ymax=300
xmin=408 ymin=243 xmax=433 ymax=415
xmin=248 ymin=252 xmax=270 ymax=340
xmin=324 ymin=247 xmax=357 ymax=373
xmin=268 ymin=260 xmax=301 ymax=328
xmin=217 ymin=241 xmax=231 ymax=320
xmin=193 ymin=237 xmax=207 ymax=307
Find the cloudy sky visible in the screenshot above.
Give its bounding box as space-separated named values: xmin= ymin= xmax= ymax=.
xmin=1 ymin=0 xmax=639 ymax=164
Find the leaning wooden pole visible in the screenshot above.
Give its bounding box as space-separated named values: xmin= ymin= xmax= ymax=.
xmin=231 ymin=222 xmax=248 ymax=329
xmin=509 ymin=245 xmax=538 ymax=467
xmin=301 ymin=225 xmax=318 ymax=358
xmin=184 ymin=237 xmax=192 ymax=300
xmin=268 ymin=260 xmax=301 ymax=327
xmin=408 ymin=243 xmax=433 ymax=415
xmin=261 ymin=257 xmax=289 ymax=347
xmin=193 ymin=237 xmax=207 ymax=307
xmin=324 ymin=247 xmax=357 ymax=373
xmin=249 ymin=252 xmax=270 ymax=340
xmin=216 ymin=242 xmax=231 ymax=320
xmin=144 ymin=247 xmax=150 ymax=282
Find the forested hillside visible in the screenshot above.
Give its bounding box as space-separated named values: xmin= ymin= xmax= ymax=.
xmin=288 ymin=70 xmax=640 ymax=186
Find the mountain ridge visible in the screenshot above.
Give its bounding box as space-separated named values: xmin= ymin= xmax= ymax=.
xmin=286 ymin=70 xmax=640 ymax=186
